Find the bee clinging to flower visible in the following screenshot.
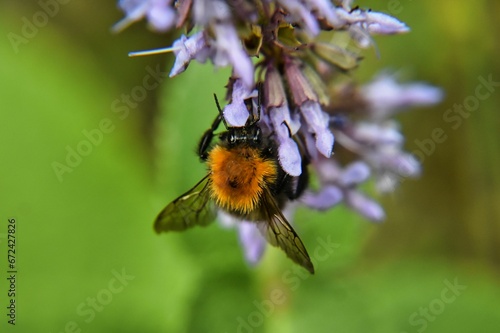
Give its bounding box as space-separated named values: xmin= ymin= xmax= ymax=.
xmin=116 ymin=0 xmax=443 ymax=273
xmin=154 ymin=89 xmax=314 ymax=274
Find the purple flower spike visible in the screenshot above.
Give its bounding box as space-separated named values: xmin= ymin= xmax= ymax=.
xmin=116 ymin=0 xmax=442 ymax=269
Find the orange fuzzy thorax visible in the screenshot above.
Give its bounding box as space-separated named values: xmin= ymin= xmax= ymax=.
xmin=207 ymin=145 xmax=277 ymax=215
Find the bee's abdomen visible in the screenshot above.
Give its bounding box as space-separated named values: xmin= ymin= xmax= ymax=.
xmin=207 ymin=145 xmax=277 ymax=216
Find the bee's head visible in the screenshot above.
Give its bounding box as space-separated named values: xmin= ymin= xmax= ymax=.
xmin=220 ymin=123 xmax=262 ymax=147
xmin=213 ymin=89 xmax=264 ymax=147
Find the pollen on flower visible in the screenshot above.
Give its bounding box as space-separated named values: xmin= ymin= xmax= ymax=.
xmin=207 ymin=145 xmax=277 ymax=215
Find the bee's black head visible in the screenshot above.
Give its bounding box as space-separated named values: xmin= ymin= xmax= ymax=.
xmin=213 ymin=87 xmax=264 ymax=148
xmin=221 ymin=123 xmax=262 ymax=147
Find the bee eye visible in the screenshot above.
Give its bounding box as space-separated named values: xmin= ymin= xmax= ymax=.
xmin=229 ymin=134 xmax=236 ymax=144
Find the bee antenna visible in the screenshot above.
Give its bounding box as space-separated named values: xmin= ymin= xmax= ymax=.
xmin=256 ymin=82 xmax=263 ymax=122
xmin=213 ymin=93 xmax=229 ymax=129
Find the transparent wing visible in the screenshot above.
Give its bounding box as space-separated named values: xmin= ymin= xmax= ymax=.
xmin=256 ymin=189 xmax=315 ymax=274
xmin=154 ymin=175 xmax=216 ymax=233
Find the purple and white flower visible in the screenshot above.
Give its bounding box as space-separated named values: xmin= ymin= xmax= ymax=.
xmin=116 ymin=0 xmax=442 ymax=266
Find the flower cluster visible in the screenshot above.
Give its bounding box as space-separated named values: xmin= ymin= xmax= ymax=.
xmin=115 ymin=0 xmax=442 ymax=265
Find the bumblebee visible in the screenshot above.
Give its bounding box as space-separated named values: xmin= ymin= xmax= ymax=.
xmin=154 ymin=94 xmax=314 ymax=274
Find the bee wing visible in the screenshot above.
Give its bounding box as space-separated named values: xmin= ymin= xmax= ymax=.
xmin=256 ymin=189 xmax=315 ymax=274
xmin=154 ymin=175 xmax=216 ymax=233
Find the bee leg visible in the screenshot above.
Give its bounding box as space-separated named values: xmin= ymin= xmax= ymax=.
xmin=198 ymin=94 xmax=229 ymax=161
xmin=248 ymin=82 xmax=263 ymax=125
xmin=198 ymin=113 xmax=222 ymax=161
xmin=286 ymin=159 xmax=309 ymax=200
xmin=277 ymin=121 xmax=310 ymax=200
xmin=273 ymin=155 xmax=309 ymax=201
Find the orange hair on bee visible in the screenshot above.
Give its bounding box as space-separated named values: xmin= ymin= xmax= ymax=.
xmin=207 ymin=145 xmax=277 ymax=215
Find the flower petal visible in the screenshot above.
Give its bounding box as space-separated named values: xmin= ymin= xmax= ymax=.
xmin=352 ymin=122 xmax=404 ymax=146
xmin=362 ymin=74 xmax=443 ymax=118
xmin=237 ymin=222 xmax=267 ymax=265
xmin=270 ymin=104 xmax=300 ymax=135
xmin=300 ymin=101 xmax=334 ymax=158
xmin=284 ymin=61 xmax=318 ymax=106
xmin=217 ymin=210 xmax=237 ymax=228
xmin=193 ymin=0 xmax=231 ymax=25
xmin=223 ymin=79 xmax=257 ymax=126
xmin=265 ymin=67 xmax=287 ymax=108
xmin=169 ymin=32 xmax=211 ymax=77
xmin=213 ymin=23 xmax=254 ymax=89
xmin=113 ymin=0 xmax=149 ymax=32
xmin=365 ymin=12 xmax=409 ymax=34
xmin=301 ymin=186 xmax=343 ymax=210
xmin=345 ymin=191 xmax=385 ymax=222
xmin=223 ymin=102 xmax=250 ymax=127
xmin=270 ymin=105 xmax=303 ymax=177
xmin=276 ymin=131 xmax=302 ymax=176
xmin=339 ymin=161 xmax=371 ymax=186
xmin=277 ymin=0 xmax=320 ymax=36
xmin=303 ymin=0 xmax=342 ymax=27
xmin=382 ymin=151 xmax=421 ymax=177
xmin=146 ymin=0 xmax=176 ymax=31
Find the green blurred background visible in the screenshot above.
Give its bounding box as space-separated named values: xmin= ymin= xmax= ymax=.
xmin=1 ymin=1 xmax=499 ymax=332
